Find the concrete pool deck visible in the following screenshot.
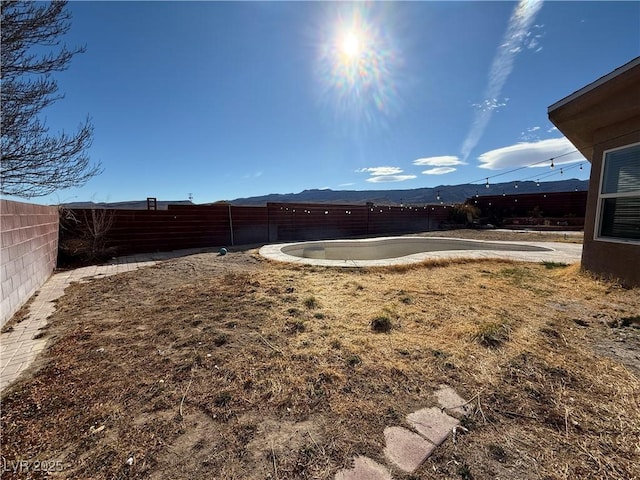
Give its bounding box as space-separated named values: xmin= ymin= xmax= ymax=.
xmin=260 ymin=236 xmax=583 ymax=267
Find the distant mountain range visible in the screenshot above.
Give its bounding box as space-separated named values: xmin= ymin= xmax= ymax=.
xmin=62 ymin=179 xmax=588 ymax=210
xmin=229 ymin=179 xmax=589 ymax=206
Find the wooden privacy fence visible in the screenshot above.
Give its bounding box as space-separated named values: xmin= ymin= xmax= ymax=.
xmin=60 ymin=202 xmax=452 ymax=256
xmin=467 ymin=190 xmax=587 ymax=230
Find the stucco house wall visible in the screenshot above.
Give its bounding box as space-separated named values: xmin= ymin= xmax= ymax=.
xmin=549 ymin=58 xmax=640 ymax=286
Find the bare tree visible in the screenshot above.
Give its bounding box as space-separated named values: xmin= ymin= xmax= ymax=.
xmin=1 ymin=0 xmax=100 ymax=197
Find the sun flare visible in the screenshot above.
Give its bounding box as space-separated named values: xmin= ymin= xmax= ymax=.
xmin=316 ymin=4 xmax=403 ymax=131
xmin=341 ymin=31 xmax=361 ymax=58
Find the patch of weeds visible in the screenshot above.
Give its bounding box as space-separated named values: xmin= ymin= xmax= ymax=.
xmin=540 ymin=326 xmax=560 ymax=338
xmin=194 ymin=354 xmax=203 ymax=366
xmin=371 ymin=316 xmax=393 ymax=333
xmin=620 ymin=315 xmax=640 ymax=328
xmin=346 ymin=354 xmax=361 ymax=367
xmin=400 ymin=295 xmax=413 ymax=305
xmin=496 ymin=266 xmax=533 ymax=286
xmin=542 ymin=261 xmax=568 ymax=269
xmin=457 ymin=461 xmax=473 ymax=480
xmin=488 ymin=444 xmax=507 ymax=462
xmin=474 ymin=321 xmax=509 ymax=348
xmin=214 ymin=391 xmax=232 ymax=407
xmin=286 ymin=320 xmax=306 ymax=334
xmin=386 ymin=406 xmax=402 ymax=422
xmin=573 ymin=318 xmax=589 ymax=327
xmin=330 ymin=339 xmax=341 ymax=349
xmin=213 ymin=334 xmax=229 ymax=347
xmin=460 ymin=415 xmax=476 ymax=430
xmin=287 ymin=307 xmax=301 ymax=316
xmin=396 ymin=349 xmax=410 ymax=357
xmin=313 ymin=312 xmax=325 ymax=320
xmin=192 ymin=438 xmax=206 ymax=452
xmin=430 ymin=349 xmax=449 ymax=359
xmin=303 ymin=296 xmax=318 ymax=309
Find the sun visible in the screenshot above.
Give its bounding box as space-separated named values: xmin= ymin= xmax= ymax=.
xmin=341 ymin=31 xmax=361 ymax=58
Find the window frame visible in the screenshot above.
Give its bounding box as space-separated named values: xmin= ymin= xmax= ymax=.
xmin=595 ymin=142 xmax=640 ymax=244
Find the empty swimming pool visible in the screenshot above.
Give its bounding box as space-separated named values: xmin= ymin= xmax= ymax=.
xmin=258 ymin=236 xmax=580 ymax=267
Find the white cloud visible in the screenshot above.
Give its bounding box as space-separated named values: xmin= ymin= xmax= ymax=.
xmin=338 ymin=182 xmax=355 ymax=187
xmin=460 ymin=0 xmax=544 ymax=161
xmin=356 ymin=166 xmax=403 ymax=176
xmin=421 ymin=167 xmax=457 ymax=175
xmin=477 ymin=137 xmax=586 ymax=170
xmin=520 ymin=125 xmax=542 ymax=141
xmin=472 ymin=97 xmax=509 ymax=113
xmin=413 ymin=156 xmax=466 ymax=167
xmin=366 ymin=175 xmax=417 ymax=183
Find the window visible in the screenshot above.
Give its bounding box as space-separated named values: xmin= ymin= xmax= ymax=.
xmin=597 ymin=143 xmax=640 ymax=241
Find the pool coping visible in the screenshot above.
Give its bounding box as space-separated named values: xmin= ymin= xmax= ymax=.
xmin=259 ymin=236 xmax=583 ymax=267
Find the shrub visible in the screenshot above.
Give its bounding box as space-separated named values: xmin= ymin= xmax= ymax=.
xmin=303 ymin=296 xmax=318 ymax=309
xmin=371 ymin=316 xmax=393 ymax=333
xmin=474 ymin=321 xmax=510 ymax=348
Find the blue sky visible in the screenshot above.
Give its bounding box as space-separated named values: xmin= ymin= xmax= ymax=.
xmin=18 ymin=1 xmax=640 ymax=204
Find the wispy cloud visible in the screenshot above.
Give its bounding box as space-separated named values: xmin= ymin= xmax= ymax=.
xmin=338 ymin=182 xmax=355 ymax=187
xmin=478 ymin=137 xmax=586 ymax=170
xmin=357 ymin=165 xmax=416 ymax=183
xmin=472 ymin=97 xmax=509 ymax=113
xmin=421 ymin=167 xmax=457 ymax=175
xmin=520 ymin=125 xmax=541 ymax=141
xmin=413 ymin=155 xmax=466 ymax=167
xmin=356 ymin=166 xmax=403 ymax=176
xmin=366 ymin=175 xmax=417 ymax=183
xmin=460 ymin=0 xmax=544 ymax=161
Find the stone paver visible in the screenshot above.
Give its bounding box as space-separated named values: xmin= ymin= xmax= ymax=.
xmin=407 ymin=407 xmax=460 ymax=446
xmin=434 ymin=384 xmax=471 ymax=417
xmin=0 ymin=247 xmax=214 ymax=392
xmin=383 ymin=426 xmax=436 ymax=473
xmin=335 ymin=456 xmax=393 ymax=480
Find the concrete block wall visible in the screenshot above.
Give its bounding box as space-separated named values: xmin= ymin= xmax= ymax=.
xmin=1 ymin=200 xmax=59 ymax=327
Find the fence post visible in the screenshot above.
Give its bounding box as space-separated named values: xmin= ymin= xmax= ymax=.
xmin=228 ymin=203 xmax=235 ymax=246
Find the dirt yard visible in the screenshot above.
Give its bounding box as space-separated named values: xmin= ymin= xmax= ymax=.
xmin=1 ymin=230 xmax=639 ymax=479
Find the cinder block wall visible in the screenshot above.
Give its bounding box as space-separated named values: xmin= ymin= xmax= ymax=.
xmin=1 ymin=200 xmax=59 ymax=327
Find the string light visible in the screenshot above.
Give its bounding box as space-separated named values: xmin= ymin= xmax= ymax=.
xmin=425 ymin=149 xmax=584 ymax=201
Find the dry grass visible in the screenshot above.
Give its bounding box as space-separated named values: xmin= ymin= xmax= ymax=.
xmin=1 ymin=231 xmax=639 ymax=479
